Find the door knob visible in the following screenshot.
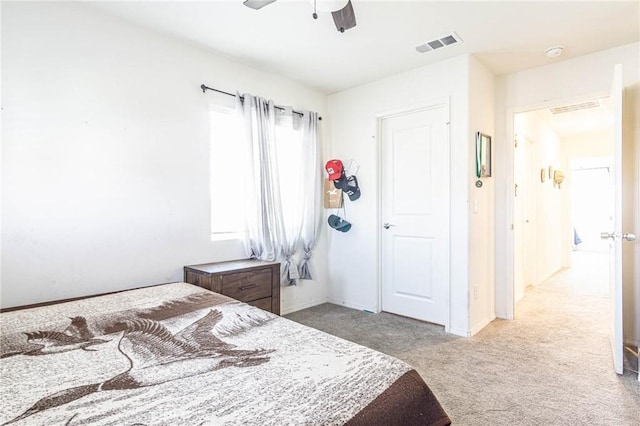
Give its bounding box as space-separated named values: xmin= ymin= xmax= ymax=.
xmin=383 ymin=222 xmax=395 ymax=229
xmin=601 ymin=232 xmax=615 ymax=240
xmin=623 ymin=233 xmax=636 ymax=241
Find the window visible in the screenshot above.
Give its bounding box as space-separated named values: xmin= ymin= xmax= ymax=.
xmin=209 ymin=105 xmax=306 ymax=242
xmin=274 ymin=114 xmax=304 ymax=237
xmin=209 ymin=107 xmax=244 ymax=240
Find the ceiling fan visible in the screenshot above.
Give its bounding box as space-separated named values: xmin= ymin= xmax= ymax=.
xmin=243 ymin=0 xmax=357 ymax=33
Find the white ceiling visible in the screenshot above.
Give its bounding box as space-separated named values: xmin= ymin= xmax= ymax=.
xmin=88 ymin=0 xmax=640 ymax=95
xmin=86 ymin=0 xmax=637 ymax=138
xmin=526 ymin=97 xmax=613 ymax=138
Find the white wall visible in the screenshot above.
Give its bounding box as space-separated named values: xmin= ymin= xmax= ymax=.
xmin=1 ymin=2 xmax=328 ymax=313
xmin=468 ymin=56 xmax=496 ymax=334
xmin=326 ymin=55 xmax=474 ymax=335
xmin=563 ymin=130 xmax=611 ymax=159
xmin=514 ymin=112 xmax=564 ymax=285
xmin=495 ymin=42 xmax=640 ymax=345
xmin=533 ymin=124 xmax=563 ymax=286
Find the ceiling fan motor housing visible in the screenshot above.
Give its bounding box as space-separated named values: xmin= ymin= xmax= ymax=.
xmin=245 ymin=0 xmax=356 ymax=32
xmin=331 ymin=0 xmax=356 ymax=33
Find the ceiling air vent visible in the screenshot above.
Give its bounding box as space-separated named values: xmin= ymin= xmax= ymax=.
xmin=549 ymin=100 xmax=601 ymax=114
xmin=416 ymin=32 xmax=462 ymax=54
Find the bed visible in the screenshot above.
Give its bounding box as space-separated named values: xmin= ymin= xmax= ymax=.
xmin=0 ymin=283 xmax=450 ymax=425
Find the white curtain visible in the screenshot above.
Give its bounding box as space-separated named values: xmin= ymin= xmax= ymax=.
xmin=274 ymin=108 xmax=304 ymax=284
xmin=298 ymin=111 xmax=322 ymax=280
xmin=236 ymin=93 xmax=285 ymax=263
xmin=236 ymin=93 xmax=320 ymax=285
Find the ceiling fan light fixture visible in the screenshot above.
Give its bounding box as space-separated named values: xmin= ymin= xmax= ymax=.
xmin=247 ymin=0 xmax=357 ymax=33
xmin=243 ymin=0 xmax=277 ymax=10
xmin=312 ymin=0 xmax=349 ymax=12
xmin=545 ymin=45 xmax=564 ymax=58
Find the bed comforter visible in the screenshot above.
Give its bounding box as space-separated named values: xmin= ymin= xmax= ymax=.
xmin=0 ymin=283 xmax=450 ymax=425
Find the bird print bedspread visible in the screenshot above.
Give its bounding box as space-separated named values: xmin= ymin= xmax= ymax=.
xmin=0 ymin=283 xmax=450 ymax=425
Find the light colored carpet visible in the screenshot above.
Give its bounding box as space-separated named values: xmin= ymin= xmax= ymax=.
xmin=285 ymin=252 xmax=639 ymax=425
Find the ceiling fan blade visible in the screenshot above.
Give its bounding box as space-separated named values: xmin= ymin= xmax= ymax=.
xmin=331 ymin=0 xmax=356 ymax=33
xmin=243 ymin=0 xmax=277 ymax=10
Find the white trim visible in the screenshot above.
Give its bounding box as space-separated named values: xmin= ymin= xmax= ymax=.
xmin=448 ymin=327 xmax=471 ymax=337
xmin=507 ymin=92 xmax=609 ymax=117
xmin=374 ymin=97 xmax=449 ymax=120
xmin=500 ymin=106 xmax=516 ymax=320
xmin=280 ymin=298 xmax=330 ymax=316
xmin=210 ymin=232 xmax=242 ymax=242
xmin=470 ymin=315 xmax=496 ymax=336
xmin=374 ymin=97 xmax=452 ymax=331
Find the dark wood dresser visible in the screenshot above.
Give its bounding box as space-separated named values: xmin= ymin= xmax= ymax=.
xmin=184 ymin=260 xmax=280 ymax=315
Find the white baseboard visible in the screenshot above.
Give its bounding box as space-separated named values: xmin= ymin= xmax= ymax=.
xmin=447 ymin=316 xmax=495 ymax=338
xmin=326 ymin=297 xmax=379 ymax=314
xmin=280 ymin=298 xmax=329 ymax=316
xmin=470 ymin=315 xmax=495 ymax=336
xmin=447 ymin=327 xmax=470 ymax=337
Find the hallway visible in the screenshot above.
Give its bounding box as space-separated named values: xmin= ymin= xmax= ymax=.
xmin=518 ymin=250 xmax=610 ymax=328
xmin=520 ymin=248 xmax=638 ymax=371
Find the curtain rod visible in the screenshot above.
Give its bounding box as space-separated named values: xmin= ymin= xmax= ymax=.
xmin=200 ymin=84 xmax=322 ymax=120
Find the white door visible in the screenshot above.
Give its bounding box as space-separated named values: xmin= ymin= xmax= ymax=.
xmin=602 ymin=64 xmax=626 ymax=375
xmin=523 ymin=145 xmax=537 ymax=290
xmin=513 ymin=130 xmax=535 ymax=303
xmin=513 ymin=132 xmax=526 ymax=302
xmin=380 ymin=104 xmax=449 ymax=325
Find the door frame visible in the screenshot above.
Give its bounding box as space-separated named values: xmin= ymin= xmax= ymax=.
xmin=375 ymin=97 xmax=451 ymax=332
xmin=498 ymin=90 xmax=610 ymax=320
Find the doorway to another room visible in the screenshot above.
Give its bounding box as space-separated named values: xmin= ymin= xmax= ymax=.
xmin=511 ymin=94 xmax=638 ymax=376
xmin=504 ymin=66 xmax=635 ymax=378
xmin=512 ymin=96 xmax=612 ymax=317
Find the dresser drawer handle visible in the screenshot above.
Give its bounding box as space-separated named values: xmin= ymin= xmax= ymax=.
xmin=239 ymin=284 xmax=259 ymax=291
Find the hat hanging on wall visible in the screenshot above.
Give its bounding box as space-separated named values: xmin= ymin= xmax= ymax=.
xmin=328 ymin=214 xmax=351 ymax=232
xmin=325 ymin=158 xmax=361 ymax=201
xmin=333 ymin=172 xmax=348 ymax=189
xmin=325 ymin=159 xmax=344 ymax=181
xmin=335 ymin=175 xmax=360 ymax=201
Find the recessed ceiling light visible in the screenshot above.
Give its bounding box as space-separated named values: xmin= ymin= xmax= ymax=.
xmin=545 ymin=46 xmax=564 ymax=58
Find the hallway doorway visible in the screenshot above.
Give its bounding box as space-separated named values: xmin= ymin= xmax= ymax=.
xmin=502 ymin=66 xmax=635 ymax=378
xmin=512 ymin=96 xmax=613 ymax=311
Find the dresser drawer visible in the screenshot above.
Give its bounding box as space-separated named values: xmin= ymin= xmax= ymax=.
xmin=221 ymin=269 xmax=272 ymax=302
xmin=247 ymin=297 xmax=273 ymax=311
xmin=184 ymin=260 xmax=280 ymax=315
